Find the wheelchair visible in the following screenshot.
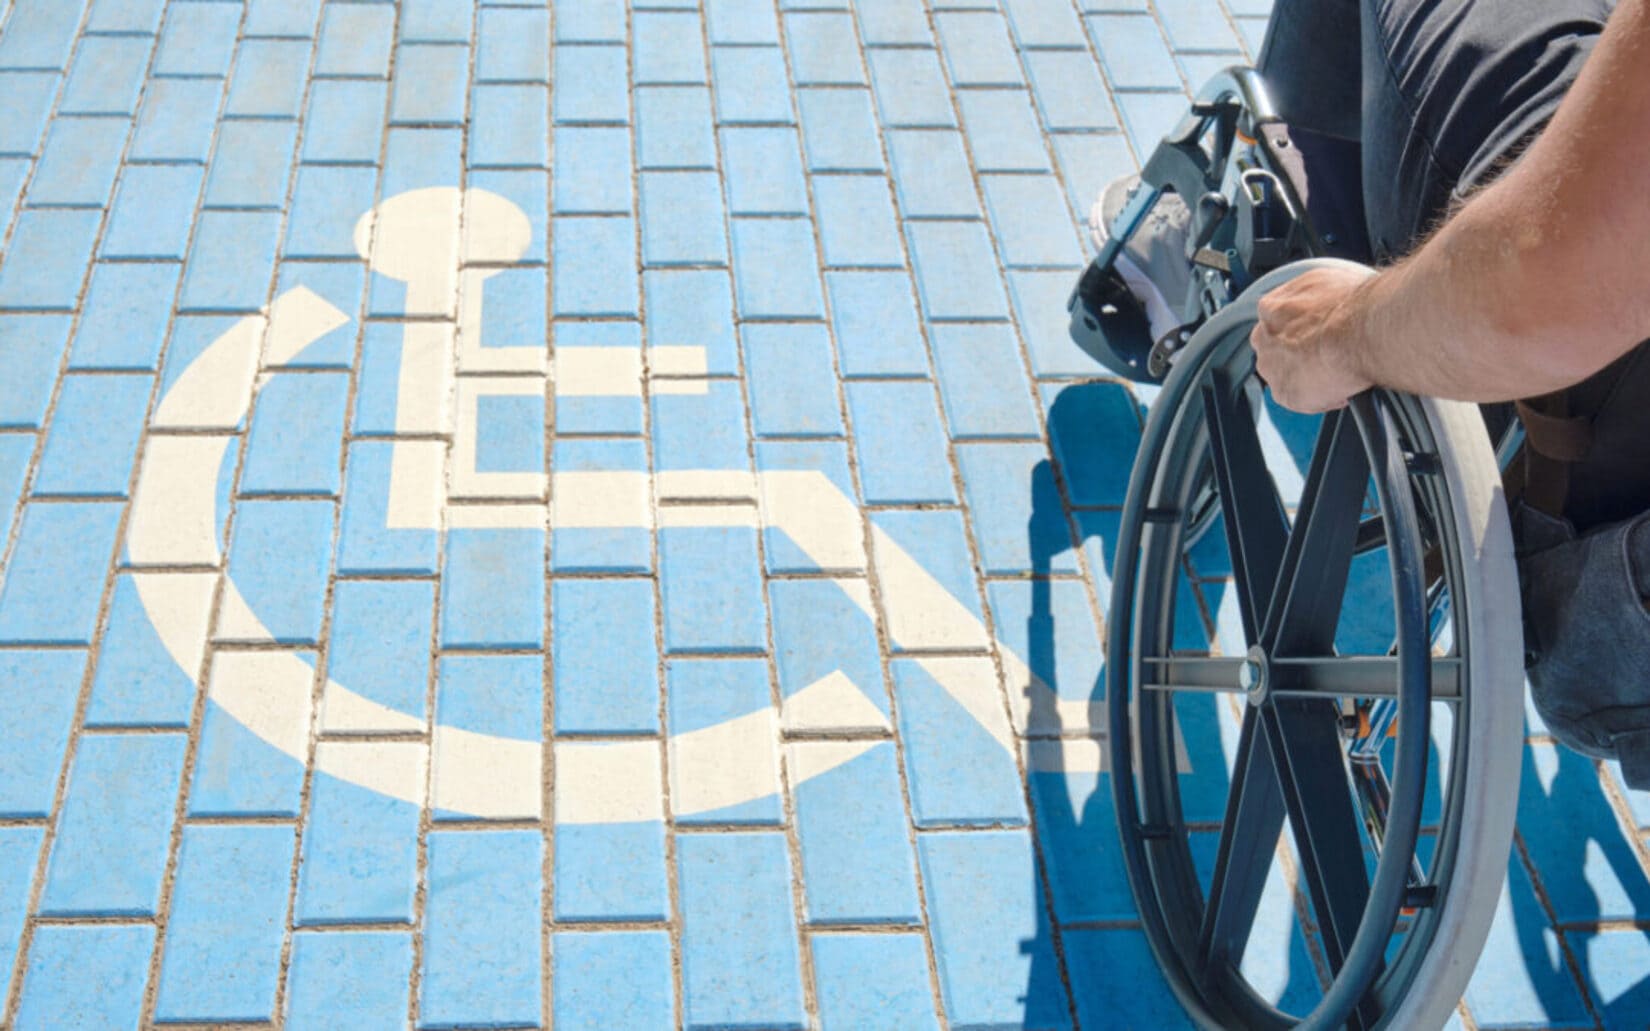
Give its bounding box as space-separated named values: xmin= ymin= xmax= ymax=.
xmin=1070 ymin=69 xmax=1526 ymax=1029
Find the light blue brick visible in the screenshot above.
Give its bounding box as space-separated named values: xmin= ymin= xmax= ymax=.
xmin=847 ymin=381 xmax=955 ymax=505
xmin=473 ymin=392 xmax=544 ymax=475
xmin=0 ymin=0 xmax=83 ymax=69
xmin=919 ymin=831 xmax=1070 ymax=1028
xmin=101 ymin=164 xmax=202 ymax=261
xmin=86 ymin=0 xmax=166 ymax=34
xmin=377 ymin=127 xmax=466 ymax=218
xmin=0 ymin=153 xmax=24 ymax=217
xmin=929 ymin=323 xmax=1041 ymax=440
xmin=469 ymin=168 xmax=550 ymax=264
xmin=0 ymin=827 xmax=44 ymax=1003
xmin=400 ymin=0 xmax=472 ymax=43
xmin=652 ymin=378 xmax=748 ymax=473
xmin=34 ymin=372 xmax=150 ymax=497
xmin=551 ymin=320 xmax=643 ymax=434
xmin=391 ymin=43 xmax=470 ymax=125
xmin=906 ymin=220 xmax=1011 ymax=320
xmin=1461 ymin=857 xmax=1593 ymax=1028
xmin=85 ymin=576 xmax=199 ymax=728
xmin=435 ymin=660 xmax=541 ymax=801
xmin=0 ymin=433 xmax=34 ymax=538
xmin=661 ymin=527 xmax=767 ymax=655
xmin=1002 ymin=0 xmax=1086 ymax=46
xmin=1009 ymin=268 xmax=1101 ymax=377
xmin=301 ymin=79 xmax=390 ymax=164
xmin=553 ymin=578 xmax=658 ymax=734
xmin=892 ymin=660 xmax=1028 ymax=825
xmin=154 ymin=2 xmax=241 ymax=76
xmin=812 ymin=174 xmax=901 ymax=268
xmin=873 ymin=507 xmax=987 ymax=634
xmin=154 ymin=824 xmax=294 ymax=1023
xmin=553 ymin=216 xmax=639 ymax=316
xmin=440 ymin=529 xmax=545 ymax=649
xmin=189 ymin=698 xmax=307 ymax=816
xmin=327 ymin=579 xmax=433 ymax=724
xmin=314 ymin=4 xmax=395 ymax=76
xmin=722 ymin=126 xmax=809 ymax=216
xmin=554 ymin=45 xmax=630 ymax=123
xmin=793 ymin=743 xmax=922 ymax=923
xmin=225 ymin=38 xmax=312 ymax=118
xmin=988 ymin=573 xmax=1100 ymax=717
xmin=60 ymin=35 xmax=151 ymax=116
xmin=296 ymin=768 xmax=420 ymax=924
xmin=711 ymin=46 xmax=794 ymax=125
xmin=1025 ymin=49 xmax=1116 ymax=131
xmin=239 ymin=372 xmax=350 ymax=495
xmin=636 ymin=86 xmax=717 ymax=170
xmin=69 ymin=263 xmax=180 ymax=370
xmin=708 ymin=0 xmax=780 ymax=43
xmin=755 ymin=439 xmax=860 ymax=573
xmin=679 ymin=832 xmax=807 ymax=1028
xmin=478 ymin=264 xmax=550 ymax=354
xmin=26 ymin=117 xmax=128 ymax=205
xmin=785 ymin=11 xmax=863 ymax=86
xmin=812 ymin=934 xmax=940 ymax=1031
xmin=554 ymin=820 xmax=669 ymax=921
xmin=669 ymin=663 xmax=779 ymax=815
xmin=643 ymin=268 xmax=738 ymax=374
xmin=154 ymin=315 xmax=241 ymax=418
xmin=550 ymin=437 xmax=652 ymax=573
xmin=477 ymin=6 xmax=550 ymax=82
xmin=180 ymin=210 xmax=281 ymax=312
xmin=1089 ymin=14 xmax=1182 ymax=91
xmin=0 ymin=650 xmax=87 ymax=816
xmin=553 ymin=125 xmax=634 ymax=213
xmin=1519 ymin=742 xmax=1650 ymax=923
xmin=470 ymin=83 xmax=549 ymax=166
xmin=825 ymin=270 xmax=928 ymax=377
xmin=285 ymin=932 xmax=413 ymax=1028
xmin=855 ymin=0 xmax=931 ymax=45
xmin=1236 ymin=16 xmax=1271 ymax=55
xmin=640 ymin=171 xmax=729 ymax=267
xmin=553 ymin=931 xmax=676 ymax=1031
xmin=1065 ymin=929 xmax=1193 ymax=1029
xmin=39 ymin=732 xmax=184 ymax=916
xmin=222 ymin=499 xmax=333 ymax=644
xmin=935 ymin=11 xmax=1024 ymax=86
xmin=797 ymin=88 xmax=882 ymax=172
xmin=1117 ymin=90 xmax=1191 ymax=158
xmin=958 ymin=89 xmax=1052 ymax=173
xmin=634 ymin=10 xmax=707 ymax=85
xmin=284 ymin=165 xmax=379 ymax=258
xmin=1154 ymin=0 xmax=1245 ymax=52
xmin=0 ymin=70 xmax=57 ymax=155
xmin=1583 ymin=929 xmax=1650 ymax=1029
xmin=731 ymin=218 xmax=825 ymax=318
xmin=337 ymin=441 xmax=440 ymax=575
xmin=243 ymin=0 xmax=322 ymax=37
xmin=888 ymin=129 xmax=980 ymax=218
xmin=206 ymin=117 xmax=299 ymax=208
xmin=1052 ymin=132 xmax=1136 ymax=225
xmin=867 ymin=48 xmax=956 ymax=129
xmin=555 ymin=0 xmax=626 ymax=42
xmin=0 ymin=504 xmax=120 ymax=644
xmin=1043 ymin=381 xmax=1141 ymax=505
xmin=421 ymin=830 xmax=543 ymax=1028
xmin=768 ymin=580 xmax=884 ymax=713
xmin=130 ymin=77 xmax=223 ymax=162
xmin=14 ymin=924 xmax=154 ymax=1031
xmin=0 ymin=208 xmax=101 ymax=309
xmin=1026 ymin=750 xmax=1137 ymax=924
xmin=743 ymin=322 xmax=843 ymax=438
xmin=961 ymin=445 xmax=1080 ymax=575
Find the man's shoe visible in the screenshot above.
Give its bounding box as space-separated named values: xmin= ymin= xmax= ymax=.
xmin=1088 ymin=175 xmax=1194 ymax=344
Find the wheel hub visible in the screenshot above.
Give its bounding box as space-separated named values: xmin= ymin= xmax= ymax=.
xmin=1240 ymin=644 xmax=1271 ymax=705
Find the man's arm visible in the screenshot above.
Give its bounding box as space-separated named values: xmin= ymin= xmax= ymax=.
xmin=1251 ymin=0 xmax=1650 ymax=413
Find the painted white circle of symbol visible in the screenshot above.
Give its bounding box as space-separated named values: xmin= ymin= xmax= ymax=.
xmin=125 ymin=187 xmax=1080 ymax=823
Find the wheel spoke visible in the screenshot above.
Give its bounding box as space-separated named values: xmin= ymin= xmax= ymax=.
xmin=1139 ymin=655 xmax=1248 ymax=694
xmin=1200 ymin=373 xmax=1290 ymax=642
xmin=1268 ymin=656 xmax=1461 ymax=701
xmin=1197 ymin=706 xmax=1286 ymax=969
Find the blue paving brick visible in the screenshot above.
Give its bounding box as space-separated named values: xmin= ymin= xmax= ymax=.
xmin=0 ymin=827 xmax=43 ymax=1003
xmin=1088 ymin=14 xmax=1182 ymax=91
xmin=661 ymin=526 xmax=768 ymax=656
xmin=1064 ymin=929 xmax=1192 ymax=1029
xmin=875 ymin=508 xmax=988 ymax=631
xmin=189 ymin=697 xmax=307 ymax=816
xmin=811 ymin=174 xmax=901 ymax=268
xmin=101 ymin=164 xmax=202 ymax=261
xmin=60 ymin=35 xmax=151 ymax=117
xmin=847 ymin=381 xmax=956 ymax=505
xmin=555 ymin=0 xmax=626 ymax=43
xmin=1154 ymin=0 xmax=1245 ymax=51
xmin=634 ymin=10 xmax=707 ymax=85
xmin=1235 ymin=15 xmax=1272 ymax=55
xmin=919 ymin=831 xmax=1071 ymax=1029
xmin=982 ymin=174 xmax=1085 ymax=268
xmin=154 ymin=2 xmax=242 ymax=77
xmin=887 ymin=129 xmax=979 ymax=219
xmin=551 ymin=320 xmax=643 ymax=434
xmin=708 ymin=0 xmax=781 ymax=43
xmin=0 ymin=433 xmax=34 ymax=537
xmin=553 ymin=931 xmax=676 ymax=1030
xmin=797 ymin=88 xmax=883 ymax=172
xmin=768 ymin=575 xmax=884 ymax=710
xmin=722 ymin=127 xmax=810 ymax=216
xmin=1586 ymin=929 xmax=1650 ymax=1029
xmin=553 ymin=125 xmax=634 ymax=213
xmin=221 ymin=500 xmax=333 ymax=644
xmin=1044 ymin=381 xmax=1141 ymax=506
xmin=0 ymin=208 xmax=102 ymax=309
xmin=69 ymin=263 xmax=180 ymax=370
xmin=477 ymin=263 xmax=550 ymax=351
xmin=400 ymin=0 xmax=472 ymax=43
xmin=554 ymin=45 xmax=631 ymax=124
xmin=473 ymin=392 xmax=544 ymax=475
xmin=86 ymin=0 xmax=167 ymax=34
xmin=936 ymin=11 xmax=1024 ymax=87
xmin=1002 ymin=0 xmax=1087 ymax=46
xmin=1052 ymin=132 xmax=1135 ymax=224
xmin=154 ymin=824 xmax=294 ymax=1023
xmin=784 ymin=12 xmax=862 ymax=88
xmin=1118 ymin=90 xmax=1194 ymax=158
xmin=1519 ymin=742 xmax=1650 ymax=923
xmin=180 ymin=210 xmax=282 ymax=312
xmin=435 ymin=657 xmax=541 ymax=799
xmin=960 ymin=446 xmax=1081 ymax=576
xmin=469 ymin=168 xmax=550 ymax=265
xmin=129 ymin=77 xmax=223 ymax=163
xmin=337 ymin=441 xmax=440 ymax=576
xmin=988 ymin=575 xmax=1101 ymax=706
xmin=551 ymin=437 xmax=652 ymax=573
xmin=0 ymin=504 xmax=120 ymax=644
xmin=314 ymin=3 xmax=395 ymax=76
xmin=678 ymin=832 xmax=808 ymax=1029
xmin=1025 ymin=747 xmax=1136 ymax=923
xmin=812 ymin=933 xmax=940 ymax=1031
xmin=653 ymin=378 xmax=749 ymax=473
xmin=792 ymin=743 xmax=922 ymax=923
xmin=1025 ymin=49 xmax=1117 ymax=131
xmin=38 ymin=732 xmax=184 ymax=917
xmin=636 ymin=86 xmax=716 ymax=170
xmin=225 ymin=38 xmax=312 ymax=118
xmin=0 ymin=0 xmax=82 ymax=69
xmin=477 ymin=6 xmax=550 ymax=82
xmin=825 ymin=270 xmax=929 ymax=377
xmin=391 ymin=43 xmax=470 ymax=125
xmin=440 ymin=529 xmax=545 ymax=649
xmin=929 ymin=323 xmax=1041 ymax=440
xmin=0 ymin=153 xmax=24 ymax=217
xmin=906 ymin=220 xmax=1011 ymax=320
xmin=1009 ymin=268 xmax=1103 ymax=377
xmin=867 ymin=48 xmax=957 ymax=129
xmin=731 ymin=218 xmax=826 ymax=318
xmin=855 ymin=0 xmax=932 ymax=45
xmin=240 ymin=372 xmax=350 ymax=495
xmin=14 ymin=924 xmax=153 ymax=1031
xmin=0 ymin=71 xmax=57 ymax=155
xmin=85 ymin=576 xmax=200 ymax=728
xmin=644 ymin=268 xmax=739 ymax=375
xmin=421 ymin=830 xmax=542 ymax=1026
xmin=301 ymin=79 xmax=390 ymax=164
xmin=296 ymin=766 xmax=419 ymax=924
xmin=243 ymin=0 xmax=322 ymax=37
xmin=34 ymin=372 xmax=151 ymax=497
xmin=27 ymin=116 xmax=128 ymax=206
xmin=552 ymin=578 xmax=658 ymax=734
xmin=286 ymin=932 xmax=413 ymax=1028
xmin=1462 ymin=856 xmax=1594 ymax=1029
xmin=958 ymin=89 xmax=1052 ymax=173
xmin=155 ymin=314 xmax=242 ymax=422
xmin=711 ymin=46 xmax=794 ymax=125
xmin=553 ymin=216 xmax=640 ymax=316
xmin=640 ymin=171 xmax=729 ymax=266
xmin=892 ymin=659 xmax=1028 ymax=825
xmin=327 ymin=579 xmax=433 ymax=724
xmin=0 ymin=650 xmax=87 ymax=816
xmin=283 ymin=165 xmax=378 ymax=258
xmin=743 ymin=322 xmax=843 ymax=438
xmin=206 ymin=118 xmax=300 ymax=209
xmin=555 ymin=814 xmax=670 ymax=921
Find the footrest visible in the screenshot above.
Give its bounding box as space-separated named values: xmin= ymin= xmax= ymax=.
xmin=1067 ymin=259 xmax=1159 ymax=383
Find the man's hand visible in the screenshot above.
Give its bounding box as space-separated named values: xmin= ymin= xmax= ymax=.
xmin=1251 ymin=265 xmax=1376 ymax=413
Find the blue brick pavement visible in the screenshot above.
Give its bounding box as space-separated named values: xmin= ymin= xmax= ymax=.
xmin=1 ymin=1 xmax=1647 ymax=1028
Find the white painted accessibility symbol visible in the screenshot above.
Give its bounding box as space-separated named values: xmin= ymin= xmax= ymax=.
xmin=125 ymin=187 xmax=1090 ymax=823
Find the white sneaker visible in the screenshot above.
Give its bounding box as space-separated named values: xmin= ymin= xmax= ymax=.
xmin=1088 ymin=175 xmax=1194 ymax=343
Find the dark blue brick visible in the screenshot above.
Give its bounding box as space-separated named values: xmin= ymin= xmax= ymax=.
xmin=634 ymin=10 xmax=707 ymax=85
xmin=825 ymin=270 xmax=928 ymax=377
xmin=905 ymin=221 xmax=1011 ymax=320
xmin=155 ymin=2 xmax=243 ymax=77
xmin=1519 ymin=742 xmax=1650 ymax=923
xmin=477 ymin=6 xmax=550 ymax=82
xmin=711 ymin=46 xmax=794 ymax=125
xmin=420 ymin=831 xmax=543 ymax=1027
xmin=205 ymin=118 xmax=300 ymax=208
xmin=887 ymin=129 xmax=980 ymax=218
xmin=60 ymin=35 xmax=152 ymax=116
xmin=27 ymin=117 xmax=127 ymax=207
xmin=743 ymin=322 xmax=843 ymax=438
xmin=0 ymin=71 xmax=58 ymax=156
xmin=0 ymin=504 xmax=121 ymax=644
xmin=101 ymin=164 xmax=203 ymax=261
xmin=847 ymin=380 xmax=956 ymax=504
xmin=180 ymin=210 xmax=281 ymax=312
xmin=69 ymin=262 xmax=181 ymax=370
xmin=391 ymin=43 xmax=470 ymax=125
xmin=636 ymin=86 xmax=717 ymax=170
xmin=1043 ymin=381 xmax=1141 ymax=506
xmin=797 ymin=87 xmax=883 ymax=172
xmin=0 ymin=650 xmax=87 ymax=817
xmin=34 ymin=372 xmax=151 ymax=497
xmin=1065 ymin=930 xmax=1192 ymax=1029
xmin=14 ymin=924 xmax=154 ymax=1030
xmin=131 ymin=78 xmax=225 ymax=163
xmin=785 ymin=11 xmax=864 ymax=86
xmin=314 ymin=3 xmax=396 ymax=76
xmin=471 ymin=83 xmax=550 ymax=167
xmin=0 ymin=0 xmax=84 ymax=69
xmin=867 ymin=48 xmax=956 ymax=129
xmin=302 ymin=79 xmax=390 ymax=164
xmin=928 ymin=323 xmax=1041 ymax=439
xmin=554 ymin=46 xmax=632 ymax=122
